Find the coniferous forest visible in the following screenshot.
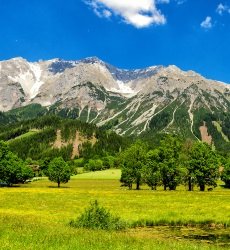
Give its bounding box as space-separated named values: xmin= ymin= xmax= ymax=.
xmin=0 ymin=112 xmax=230 ymax=190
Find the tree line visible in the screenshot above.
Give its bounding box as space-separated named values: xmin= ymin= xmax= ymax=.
xmin=1 ymin=121 xmax=230 ymax=190
xmin=120 ymin=136 xmax=230 ymax=191
xmin=0 ymin=140 xmax=72 ymax=187
xmin=0 ymin=115 xmax=129 ymax=161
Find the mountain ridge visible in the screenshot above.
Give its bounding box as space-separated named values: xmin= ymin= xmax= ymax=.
xmin=0 ymin=56 xmax=230 ymax=151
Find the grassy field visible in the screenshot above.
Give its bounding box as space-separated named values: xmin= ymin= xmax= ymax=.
xmin=0 ymin=169 xmax=229 ymax=250
xmin=7 ymin=130 xmax=39 ymax=143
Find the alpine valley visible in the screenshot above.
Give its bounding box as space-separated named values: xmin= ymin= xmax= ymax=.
xmin=0 ymin=57 xmax=230 ymax=152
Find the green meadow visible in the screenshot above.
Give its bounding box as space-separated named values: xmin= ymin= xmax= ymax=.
xmin=0 ymin=169 xmax=229 ymax=250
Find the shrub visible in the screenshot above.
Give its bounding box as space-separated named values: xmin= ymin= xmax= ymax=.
xmin=69 ymin=200 xmax=126 ymax=231
xmin=84 ymin=159 xmax=104 ymax=171
xmin=102 ymin=156 xmax=115 ymax=169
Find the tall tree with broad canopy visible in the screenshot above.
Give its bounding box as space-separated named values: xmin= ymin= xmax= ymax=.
xmin=120 ymin=140 xmax=147 ymax=190
xmin=158 ymin=135 xmax=184 ymax=191
xmin=0 ymin=141 xmax=33 ymax=186
xmin=188 ymin=142 xmax=220 ymax=191
xmin=222 ymin=157 xmax=230 ymax=188
xmin=180 ymin=139 xmax=196 ymax=191
xmin=47 ymin=157 xmax=71 ymax=187
xmin=142 ymin=149 xmax=161 ymax=190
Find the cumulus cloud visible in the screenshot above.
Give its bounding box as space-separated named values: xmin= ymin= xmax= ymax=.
xmin=216 ymin=3 xmax=230 ymax=15
xmin=201 ymin=16 xmax=213 ymax=29
xmin=85 ymin=0 xmax=169 ymax=28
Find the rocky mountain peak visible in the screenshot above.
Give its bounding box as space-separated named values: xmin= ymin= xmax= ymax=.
xmin=79 ymin=56 xmax=104 ymax=64
xmin=0 ymin=57 xmax=230 ymax=147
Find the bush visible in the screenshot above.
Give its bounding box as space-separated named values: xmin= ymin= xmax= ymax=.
xmin=69 ymin=200 xmax=127 ymax=231
xmin=84 ymin=159 xmax=104 ymax=171
xmin=102 ymin=156 xmax=115 ymax=169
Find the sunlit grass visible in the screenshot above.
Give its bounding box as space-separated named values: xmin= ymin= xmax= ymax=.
xmin=74 ymin=169 xmax=121 ymax=180
xmin=7 ymin=130 xmax=39 ymax=143
xmin=0 ymin=169 xmax=229 ymax=249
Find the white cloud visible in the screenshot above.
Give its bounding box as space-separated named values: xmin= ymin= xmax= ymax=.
xmin=201 ymin=16 xmax=212 ymax=29
xmin=156 ymin=0 xmax=170 ymax=3
xmin=85 ymin=0 xmax=169 ymax=28
xmin=175 ymin=0 xmax=187 ymax=5
xmin=216 ymin=3 xmax=230 ymax=15
xmin=102 ymin=9 xmax=112 ymax=18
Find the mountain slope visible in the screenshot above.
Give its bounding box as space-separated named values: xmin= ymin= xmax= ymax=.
xmin=0 ymin=57 xmax=230 ymax=151
xmin=0 ymin=115 xmax=129 ymax=161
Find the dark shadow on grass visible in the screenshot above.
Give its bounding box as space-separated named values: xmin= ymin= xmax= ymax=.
xmin=219 ymin=184 xmax=229 ymax=189
xmin=0 ymin=185 xmax=21 ymax=188
xmin=1 ymin=183 xmax=40 ymax=188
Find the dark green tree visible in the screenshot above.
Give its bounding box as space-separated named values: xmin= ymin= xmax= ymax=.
xmin=142 ymin=149 xmax=161 ymax=190
xmin=180 ymin=139 xmax=196 ymax=191
xmin=47 ymin=157 xmax=71 ymax=187
xmin=159 ymin=135 xmax=184 ymax=190
xmin=120 ymin=140 xmax=147 ymax=190
xmin=0 ymin=141 xmax=33 ymax=185
xmin=102 ymin=155 xmax=115 ymax=169
xmin=84 ymin=159 xmax=104 ymax=172
xmin=38 ymin=157 xmax=52 ymax=175
xmin=221 ymin=158 xmax=230 ymax=188
xmin=120 ymin=165 xmax=135 ymax=190
xmin=188 ymin=142 xmax=220 ymax=191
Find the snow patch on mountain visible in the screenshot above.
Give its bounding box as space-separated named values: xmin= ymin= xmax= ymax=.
xmin=8 ymin=70 xmax=34 ymax=96
xmin=7 ymin=62 xmax=44 ymax=99
xmin=29 ymin=63 xmax=44 ymax=98
xmin=110 ymin=80 xmax=138 ymax=97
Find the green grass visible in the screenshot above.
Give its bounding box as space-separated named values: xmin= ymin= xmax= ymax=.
xmin=74 ymin=169 xmax=121 ymax=180
xmin=7 ymin=130 xmax=39 ymax=142
xmin=213 ymin=121 xmax=229 ymax=142
xmin=0 ymin=169 xmax=229 ymax=249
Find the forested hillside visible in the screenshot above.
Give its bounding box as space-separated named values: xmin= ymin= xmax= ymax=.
xmin=1 ymin=57 xmax=230 ymax=149
xmin=1 ymin=103 xmax=230 ymax=157
xmin=0 ymin=115 xmax=130 ymax=162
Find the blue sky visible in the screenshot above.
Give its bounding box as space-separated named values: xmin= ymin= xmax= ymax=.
xmin=0 ymin=0 xmax=230 ymax=82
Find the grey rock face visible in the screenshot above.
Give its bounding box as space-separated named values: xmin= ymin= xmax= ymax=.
xmin=0 ymin=57 xmax=229 ymax=138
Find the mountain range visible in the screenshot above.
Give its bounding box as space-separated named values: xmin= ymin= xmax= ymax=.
xmin=0 ymin=57 xmax=230 ymax=151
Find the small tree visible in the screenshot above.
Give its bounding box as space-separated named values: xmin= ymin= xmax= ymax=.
xmin=47 ymin=157 xmax=71 ymax=187
xmin=142 ymin=149 xmax=161 ymax=190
